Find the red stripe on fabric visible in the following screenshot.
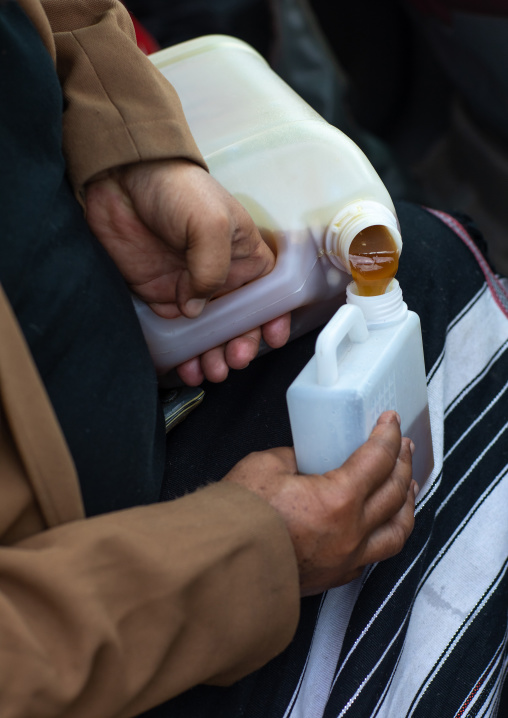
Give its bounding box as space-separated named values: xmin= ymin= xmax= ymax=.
xmin=423 ymin=207 xmax=508 ymax=318
xmin=454 ymin=673 xmax=486 ymax=717
xmin=452 ymin=641 xmax=503 ymax=718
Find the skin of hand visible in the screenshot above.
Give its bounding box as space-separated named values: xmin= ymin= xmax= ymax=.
xmin=84 ymin=158 xmax=291 ymax=385
xmin=222 ymin=411 xmax=417 ymax=597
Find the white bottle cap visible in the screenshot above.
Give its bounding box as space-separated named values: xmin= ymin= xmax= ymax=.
xmin=325 ymin=200 xmax=402 ymax=272
xmin=346 ymin=278 xmax=408 ymax=327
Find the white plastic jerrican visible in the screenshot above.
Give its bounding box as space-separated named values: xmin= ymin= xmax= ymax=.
xmin=134 ymin=35 xmax=402 ymax=373
xmin=286 ymin=281 xmax=434 ymax=487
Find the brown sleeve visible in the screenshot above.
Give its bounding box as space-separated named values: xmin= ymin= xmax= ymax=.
xmin=0 ymin=480 xmax=299 ymax=717
xmin=0 ymin=285 xmax=300 ymax=716
xmin=40 ymin=0 xmax=207 ymax=195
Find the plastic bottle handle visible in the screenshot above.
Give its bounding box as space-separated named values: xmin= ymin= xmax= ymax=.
xmin=316 ymin=304 xmax=369 ymax=386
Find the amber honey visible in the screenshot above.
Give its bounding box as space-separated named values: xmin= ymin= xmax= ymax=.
xmin=348 ymin=225 xmax=399 ymax=296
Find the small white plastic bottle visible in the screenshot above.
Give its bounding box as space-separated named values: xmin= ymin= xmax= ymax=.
xmin=286 ymin=280 xmax=434 ymax=487
xmin=133 ymin=35 xmax=403 ymax=373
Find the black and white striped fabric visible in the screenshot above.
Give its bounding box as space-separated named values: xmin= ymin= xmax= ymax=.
xmin=282 ymin=210 xmax=508 ymax=718
xmin=147 ymin=201 xmax=508 ymax=718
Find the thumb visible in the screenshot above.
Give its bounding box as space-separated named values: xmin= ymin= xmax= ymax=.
xmin=174 ymin=203 xmax=235 ymax=318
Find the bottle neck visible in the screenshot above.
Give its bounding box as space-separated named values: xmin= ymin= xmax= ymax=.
xmin=325 ymin=200 xmax=402 ymax=272
xmin=346 ymin=279 xmax=408 ymax=327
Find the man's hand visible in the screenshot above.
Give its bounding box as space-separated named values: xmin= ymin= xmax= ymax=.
xmin=85 ymin=159 xmax=290 ymax=384
xmin=222 ymin=411 xmax=417 ymax=596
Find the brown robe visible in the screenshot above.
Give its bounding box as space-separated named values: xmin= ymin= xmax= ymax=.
xmin=0 ymin=2 xmax=299 ymax=715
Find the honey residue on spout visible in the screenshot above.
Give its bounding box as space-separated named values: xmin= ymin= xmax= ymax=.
xmin=348 ymin=225 xmax=399 ymax=296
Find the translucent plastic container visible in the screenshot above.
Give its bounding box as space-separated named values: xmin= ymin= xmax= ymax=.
xmin=134 ymin=35 xmax=402 ymax=373
xmin=286 ymin=280 xmax=434 ymax=487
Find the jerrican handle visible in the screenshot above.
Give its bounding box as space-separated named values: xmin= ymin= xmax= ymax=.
xmin=316 ymin=304 xmax=368 ymax=386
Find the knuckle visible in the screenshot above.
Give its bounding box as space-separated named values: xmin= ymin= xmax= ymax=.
xmin=393 ymin=526 xmax=409 ymax=553
xmin=207 ymin=207 xmax=233 ymax=237
xmin=384 ymin=528 xmax=407 ymax=558
xmin=328 ymin=491 xmax=360 ymax=531
xmin=369 ymin=435 xmax=399 ymax=471
xmin=395 ymin=478 xmax=410 ymax=508
xmin=341 ymin=535 xmax=363 ymax=560
xmin=393 ymin=514 xmax=415 ymax=550
xmin=251 ymin=448 xmax=284 ymax=472
xmin=386 ymin=462 xmax=413 ymax=508
xmin=191 ymin=266 xmax=227 ymax=295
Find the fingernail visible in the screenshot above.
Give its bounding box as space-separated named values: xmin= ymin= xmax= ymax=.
xmin=413 ymin=481 xmax=420 ymax=497
xmin=409 ymin=440 xmax=415 ymax=455
xmin=184 ymin=298 xmax=207 ymax=318
xmin=378 ymin=411 xmax=401 ymax=425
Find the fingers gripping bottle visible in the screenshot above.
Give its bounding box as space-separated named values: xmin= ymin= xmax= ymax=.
xmin=286 ymin=281 xmax=434 ymax=488
xmin=133 ymin=35 xmax=403 ymax=374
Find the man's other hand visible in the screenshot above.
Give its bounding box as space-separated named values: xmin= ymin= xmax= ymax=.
xmin=222 ymin=411 xmax=417 ymax=596
xmin=85 ymin=159 xmax=290 ymax=384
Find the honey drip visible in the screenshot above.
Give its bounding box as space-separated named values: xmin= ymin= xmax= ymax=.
xmin=348 ymin=225 xmax=399 ymax=296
